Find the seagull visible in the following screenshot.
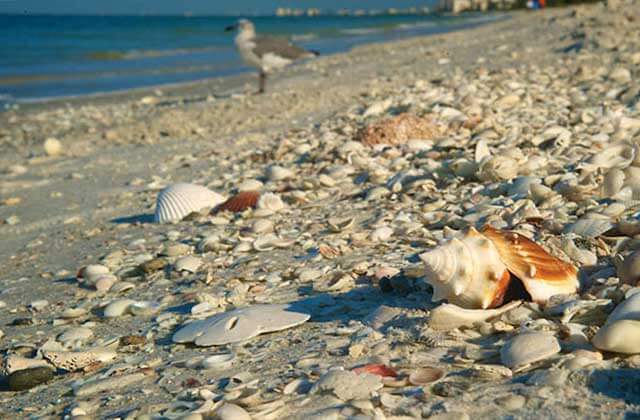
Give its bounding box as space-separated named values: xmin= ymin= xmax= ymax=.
xmin=225 ymin=19 xmax=319 ymax=94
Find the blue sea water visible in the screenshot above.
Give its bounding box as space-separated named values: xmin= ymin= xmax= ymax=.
xmin=0 ymin=13 xmax=505 ymax=105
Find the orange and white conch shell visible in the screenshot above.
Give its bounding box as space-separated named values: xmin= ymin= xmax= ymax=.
xmin=419 ymin=227 xmax=512 ymax=309
xmin=420 ymin=226 xmax=579 ymax=309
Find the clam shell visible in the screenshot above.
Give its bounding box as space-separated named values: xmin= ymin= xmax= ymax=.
xmin=154 ymin=183 xmax=224 ymax=224
xmin=500 ymin=332 xmax=560 ymax=368
xmin=217 ymin=191 xmax=260 ymax=213
xmin=420 ymin=227 xmax=512 ymax=309
xmin=408 ymin=367 xmax=445 ymax=385
xmin=482 ymin=226 xmax=579 ymax=303
xmin=429 ymin=301 xmax=522 ymax=331
xmin=592 ymin=320 xmax=640 ymax=354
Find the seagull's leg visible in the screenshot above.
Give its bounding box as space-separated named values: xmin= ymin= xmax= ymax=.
xmin=258 ymin=71 xmax=266 ymax=94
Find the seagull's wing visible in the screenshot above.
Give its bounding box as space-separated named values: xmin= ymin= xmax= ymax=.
xmin=252 ymin=35 xmax=315 ymax=60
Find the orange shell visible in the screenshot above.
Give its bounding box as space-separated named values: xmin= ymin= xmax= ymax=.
xmin=216 ymin=191 xmax=260 ymax=213
xmin=481 ymin=225 xmax=579 ymax=303
xmin=352 ymin=364 xmax=398 ymax=378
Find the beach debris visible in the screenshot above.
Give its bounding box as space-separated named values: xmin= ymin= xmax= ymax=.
xmin=592 ymin=293 xmax=640 ymax=354
xmin=355 ymin=113 xmax=441 ymax=147
xmin=154 ymin=183 xmax=224 ymax=223
xmin=500 ymin=332 xmax=561 ymax=369
xmin=172 ymin=304 xmax=310 ymax=346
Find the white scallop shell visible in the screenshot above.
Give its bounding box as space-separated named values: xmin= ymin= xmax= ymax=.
xmin=419 ymin=227 xmax=511 ymax=309
xmin=154 ymin=183 xmax=225 ymax=224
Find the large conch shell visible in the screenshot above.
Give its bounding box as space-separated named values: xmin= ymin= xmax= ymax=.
xmin=420 ymin=226 xmax=578 ymax=309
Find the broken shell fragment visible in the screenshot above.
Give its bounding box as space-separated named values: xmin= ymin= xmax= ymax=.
xmin=172 ymin=304 xmax=310 ymax=346
xmin=154 ymin=183 xmax=224 ymax=224
xmin=429 ymin=301 xmax=522 ymax=331
xmin=420 ymin=227 xmax=512 ymax=309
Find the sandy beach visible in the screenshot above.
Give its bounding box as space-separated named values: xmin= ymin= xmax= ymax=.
xmin=1 ymin=1 xmax=640 ymax=418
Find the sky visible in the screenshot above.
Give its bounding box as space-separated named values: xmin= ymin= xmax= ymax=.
xmin=0 ymin=0 xmax=433 ymax=15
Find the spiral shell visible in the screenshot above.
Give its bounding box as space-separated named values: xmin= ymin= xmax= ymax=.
xmin=419 ymin=227 xmax=512 ymax=309
xmin=420 ymin=226 xmax=579 ymax=309
xmin=154 ymin=183 xmax=224 ymax=224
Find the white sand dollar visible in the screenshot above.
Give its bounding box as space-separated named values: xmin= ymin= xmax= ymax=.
xmin=154 ymin=183 xmax=225 ymax=224
xmin=172 ymin=304 xmax=310 ymax=346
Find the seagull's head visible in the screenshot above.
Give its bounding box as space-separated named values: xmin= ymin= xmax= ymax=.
xmin=225 ymin=19 xmax=255 ymax=36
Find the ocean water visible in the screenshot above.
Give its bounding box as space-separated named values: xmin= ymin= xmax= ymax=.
xmin=0 ymin=13 xmax=505 ymax=105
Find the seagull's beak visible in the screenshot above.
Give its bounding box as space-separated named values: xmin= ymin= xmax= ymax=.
xmin=225 ymin=24 xmax=237 ymax=32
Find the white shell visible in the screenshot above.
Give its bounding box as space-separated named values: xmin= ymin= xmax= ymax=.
xmin=57 ymin=327 xmax=94 ymax=344
xmin=564 ymin=218 xmax=613 ymax=238
xmin=476 ymin=156 xmax=518 ymax=182
xmin=256 ymin=192 xmax=285 ymax=212
xmin=175 ymin=255 xmax=203 ymax=273
xmin=103 ymin=299 xmax=137 ymax=317
xmin=78 ymin=264 xmax=110 ymax=284
xmin=266 ymin=165 xmax=295 ymax=182
xmin=500 ymin=332 xmax=560 ymax=368
xmin=154 ymin=183 xmax=224 ymax=224
xmin=420 ymin=227 xmax=510 ymax=309
xmin=429 ymin=301 xmax=521 ymax=331
xmin=200 ymin=352 xmax=235 ymax=370
xmin=588 ymin=142 xmax=637 ymax=170
xmin=172 ymin=304 xmax=310 ymax=346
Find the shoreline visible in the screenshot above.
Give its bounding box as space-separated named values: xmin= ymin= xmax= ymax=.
xmin=0 ymin=11 xmax=510 ymax=111
xmin=1 ymin=2 xmax=640 ymax=418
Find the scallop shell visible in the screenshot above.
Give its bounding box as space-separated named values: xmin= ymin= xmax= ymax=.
xmin=154 ymin=183 xmax=224 ymax=223
xmin=482 ymin=226 xmax=578 ymax=303
xmin=217 ymin=191 xmax=260 ymax=213
xmin=419 ymin=227 xmax=512 ymax=309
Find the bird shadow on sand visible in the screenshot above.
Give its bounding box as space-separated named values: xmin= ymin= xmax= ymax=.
xmin=110 ymin=214 xmax=155 ymax=224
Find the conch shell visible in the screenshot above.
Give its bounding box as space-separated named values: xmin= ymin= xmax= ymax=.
xmin=420 ymin=227 xmax=512 ymax=309
xmin=420 ymin=226 xmax=578 ymax=309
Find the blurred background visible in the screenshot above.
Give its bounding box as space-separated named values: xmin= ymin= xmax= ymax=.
xmin=0 ymin=0 xmax=592 ymax=103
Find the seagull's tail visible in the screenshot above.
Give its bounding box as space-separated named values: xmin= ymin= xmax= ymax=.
xmin=309 ymin=49 xmax=320 ymax=56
